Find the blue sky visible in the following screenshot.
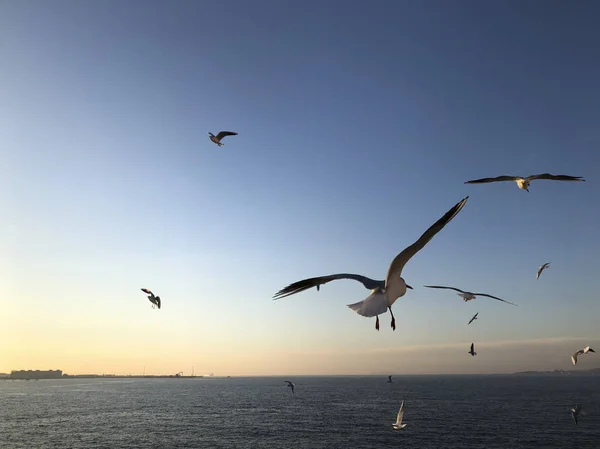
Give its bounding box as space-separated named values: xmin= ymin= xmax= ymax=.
xmin=1 ymin=0 xmax=599 ymax=375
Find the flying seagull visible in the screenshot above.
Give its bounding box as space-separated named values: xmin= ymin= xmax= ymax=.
xmin=468 ymin=312 xmax=478 ymax=325
xmin=571 ymin=346 xmax=596 ymax=365
xmin=464 ymin=173 xmax=585 ymax=192
xmin=536 ymin=263 xmax=550 ymax=280
xmin=209 ymin=131 xmax=238 ymax=146
xmin=387 ymin=375 xmax=394 ymax=383
xmin=392 ymin=400 xmax=407 ymax=430
xmin=273 ymin=196 xmax=469 ymax=331
xmin=284 ymin=380 xmax=295 ymax=395
xmin=571 ymin=404 xmax=582 ymax=426
xmin=141 ymin=288 xmax=161 ymax=309
xmin=469 ymin=343 xmax=477 ymax=356
xmin=423 ymin=285 xmax=518 ymax=306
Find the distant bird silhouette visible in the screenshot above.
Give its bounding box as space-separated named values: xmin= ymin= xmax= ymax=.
xmin=387 ymin=375 xmax=394 ymax=383
xmin=273 ymin=196 xmax=468 ymax=331
xmin=468 ymin=312 xmax=478 ymax=325
xmin=536 ymin=263 xmax=550 ymax=280
xmin=571 ymin=404 xmax=582 ymax=425
xmin=141 ymin=288 xmax=161 ymax=309
xmin=468 ymin=343 xmax=477 ymax=356
xmin=464 ymin=173 xmax=585 ymax=192
xmin=284 ymin=380 xmax=295 ymax=395
xmin=209 ymin=131 xmax=238 ymax=146
xmin=424 ymin=285 xmax=518 ymax=306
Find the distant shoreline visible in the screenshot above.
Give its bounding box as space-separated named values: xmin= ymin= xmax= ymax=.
xmin=3 ymin=375 xmax=210 ymax=380
xmin=512 ymin=368 xmax=600 ymax=376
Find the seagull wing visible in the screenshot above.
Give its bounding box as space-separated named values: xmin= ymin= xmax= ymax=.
xmin=396 ymin=400 xmax=404 ymax=425
xmin=464 ymin=175 xmax=521 ymax=184
xmin=526 ymin=173 xmax=585 ymax=182
xmin=423 ymin=285 xmax=468 ymax=294
xmin=468 ymin=313 xmax=478 ymax=325
xmin=472 ymin=293 xmax=518 ymax=306
xmin=571 ymin=350 xmax=584 ymax=365
xmin=273 ymin=274 xmax=383 ymax=299
xmin=470 ymin=343 xmax=474 ymax=352
xmin=385 ymin=197 xmax=468 ymax=289
xmin=216 ymin=131 xmax=238 ymax=140
xmin=155 ymin=296 xmax=161 ymax=309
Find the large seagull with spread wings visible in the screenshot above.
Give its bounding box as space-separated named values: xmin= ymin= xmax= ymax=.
xmin=273 ymin=196 xmax=469 ymax=331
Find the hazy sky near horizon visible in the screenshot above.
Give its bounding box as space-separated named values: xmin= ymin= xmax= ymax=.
xmin=1 ymin=1 xmax=600 ymax=376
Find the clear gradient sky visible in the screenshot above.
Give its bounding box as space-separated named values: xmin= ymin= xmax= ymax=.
xmin=1 ymin=1 xmax=599 ymax=376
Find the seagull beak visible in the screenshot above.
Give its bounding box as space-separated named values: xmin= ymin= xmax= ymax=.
xmin=406 ymin=285 xmax=413 ymax=290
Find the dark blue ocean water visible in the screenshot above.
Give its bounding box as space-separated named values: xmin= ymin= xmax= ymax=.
xmin=1 ymin=375 xmax=599 ymax=448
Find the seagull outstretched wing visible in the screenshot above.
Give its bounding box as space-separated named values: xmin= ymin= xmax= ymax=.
xmin=273 ymin=274 xmax=384 ymax=299
xmin=385 ymin=197 xmax=468 ymax=289
xmin=527 ymin=173 xmax=585 ymax=182
xmin=216 ymin=131 xmax=238 ymax=140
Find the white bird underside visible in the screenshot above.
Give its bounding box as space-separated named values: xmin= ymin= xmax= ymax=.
xmin=347 ymin=291 xmax=388 ymax=317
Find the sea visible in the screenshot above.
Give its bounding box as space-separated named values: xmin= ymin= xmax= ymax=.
xmin=1 ymin=375 xmax=599 ymax=448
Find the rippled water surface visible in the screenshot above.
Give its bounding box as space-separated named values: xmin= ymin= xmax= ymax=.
xmin=1 ymin=375 xmax=599 ymax=448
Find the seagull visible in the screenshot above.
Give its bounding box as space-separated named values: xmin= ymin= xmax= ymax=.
xmin=273 ymin=196 xmax=469 ymax=331
xmin=571 ymin=404 xmax=582 ymax=425
xmin=284 ymin=380 xmax=295 ymax=395
xmin=209 ymin=131 xmax=238 ymax=147
xmin=468 ymin=312 xmax=478 ymax=325
xmin=392 ymin=400 xmax=407 ymax=430
xmin=423 ymin=285 xmax=518 ymax=306
xmin=468 ymin=343 xmax=477 ymax=356
xmin=536 ymin=263 xmax=550 ymax=280
xmin=464 ymin=173 xmax=585 ymax=192
xmin=387 ymin=375 xmax=394 ymax=383
xmin=141 ymin=288 xmax=161 ymax=309
xmin=571 ymin=346 xmax=596 ymax=365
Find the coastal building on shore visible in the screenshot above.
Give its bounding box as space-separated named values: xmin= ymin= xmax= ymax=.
xmin=10 ymin=370 xmax=63 ymax=379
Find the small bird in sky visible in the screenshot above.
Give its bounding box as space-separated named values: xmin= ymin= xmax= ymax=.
xmin=468 ymin=343 xmax=477 ymax=356
xmin=424 ymin=285 xmax=518 ymax=306
xmin=468 ymin=312 xmax=478 ymax=325
xmin=536 ymin=262 xmax=550 ymax=280
xmin=209 ymin=131 xmax=238 ymax=146
xmin=464 ymin=173 xmax=585 ymax=192
xmin=571 ymin=346 xmax=596 ymax=365
xmin=141 ymin=288 xmax=161 ymax=309
xmin=387 ymin=375 xmax=394 ymax=383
